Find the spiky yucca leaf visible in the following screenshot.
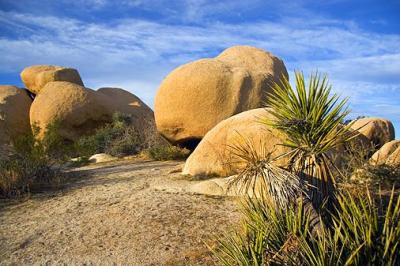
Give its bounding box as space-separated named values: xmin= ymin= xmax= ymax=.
xmin=264 ymin=71 xmax=354 ymax=210
xmin=212 ymin=187 xmax=400 ymax=265
xmin=212 ymin=195 xmax=314 ymax=265
xmin=227 ymin=133 xmax=303 ymax=209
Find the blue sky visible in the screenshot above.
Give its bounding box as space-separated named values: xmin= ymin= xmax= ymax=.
xmin=0 ymin=0 xmax=399 ymax=137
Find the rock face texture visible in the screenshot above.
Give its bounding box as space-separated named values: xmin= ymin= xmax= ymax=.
xmin=370 ymin=140 xmax=400 ymax=166
xmin=154 ymin=45 xmax=288 ymax=148
xmin=387 ymin=147 xmax=400 ymax=167
xmin=182 ymin=108 xmax=289 ymax=177
xmin=30 ymin=82 xmax=110 ymax=140
xmin=30 ymin=82 xmax=154 ymax=141
xmin=96 ymin=88 xmax=154 ymax=124
xmin=350 ymin=117 xmax=395 ymax=149
xmin=20 ymin=65 xmax=84 ymax=94
xmin=0 ymin=85 xmax=32 ymax=147
xmin=97 ymin=87 xmax=162 ymax=145
xmin=89 ymin=153 xmax=118 ymax=163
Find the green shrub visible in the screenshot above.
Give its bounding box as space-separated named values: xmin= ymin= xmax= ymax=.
xmin=76 ymin=112 xmax=142 ymax=157
xmin=146 ymin=145 xmax=189 ymax=161
xmin=212 ymin=188 xmax=400 ymax=265
xmin=350 ymin=163 xmax=400 ymax=188
xmin=0 ymin=123 xmax=65 ymax=197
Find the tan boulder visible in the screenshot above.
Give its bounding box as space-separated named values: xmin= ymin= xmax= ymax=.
xmin=30 ymin=82 xmax=110 ymax=140
xmin=30 ymin=82 xmax=156 ymax=142
xmin=350 ymin=117 xmax=395 ymax=148
xmin=97 ymin=87 xmax=165 ymax=146
xmin=155 ymin=45 xmax=288 ymax=148
xmin=0 ymin=85 xmax=32 ymax=147
xmin=182 ymin=108 xmax=290 ymax=177
xmin=386 ymin=147 xmax=400 ymax=167
xmin=20 ymin=65 xmax=84 ymax=94
xmin=97 ymin=87 xmax=155 ymax=130
xmin=89 ymin=153 xmax=118 ymax=164
xmin=370 ymin=140 xmax=400 ymax=165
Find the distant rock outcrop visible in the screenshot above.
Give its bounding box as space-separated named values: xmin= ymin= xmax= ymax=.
xmin=155 ymin=45 xmax=288 ymax=148
xmin=0 ymin=85 xmax=32 ymax=148
xmin=350 ymin=117 xmax=395 ymax=149
xmin=182 ymin=108 xmax=290 ymax=177
xmin=20 ymin=65 xmax=84 ymax=94
xmin=97 ymin=87 xmax=154 ymax=128
xmin=30 ymin=81 xmax=155 ymax=141
xmin=370 ymin=140 xmax=400 ymax=166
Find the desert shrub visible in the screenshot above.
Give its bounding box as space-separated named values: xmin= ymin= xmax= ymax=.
xmin=146 ymin=145 xmax=190 ymax=161
xmin=349 ymin=163 xmax=400 ymax=188
xmin=76 ymin=112 xmax=142 ymax=157
xmin=212 ymin=188 xmax=400 ymax=265
xmin=335 ymin=139 xmax=376 ymax=180
xmin=0 ymin=123 xmax=65 ymax=197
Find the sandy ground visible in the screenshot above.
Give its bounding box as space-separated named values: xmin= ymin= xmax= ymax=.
xmin=0 ymin=159 xmax=240 ymax=265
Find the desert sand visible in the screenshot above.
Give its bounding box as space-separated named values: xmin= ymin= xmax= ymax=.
xmin=0 ymin=159 xmax=240 ymax=265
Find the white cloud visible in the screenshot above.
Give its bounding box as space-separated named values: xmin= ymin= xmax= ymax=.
xmin=0 ymin=8 xmax=399 ymax=133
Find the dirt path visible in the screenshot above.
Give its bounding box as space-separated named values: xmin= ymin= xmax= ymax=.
xmin=0 ymin=159 xmax=240 ymax=265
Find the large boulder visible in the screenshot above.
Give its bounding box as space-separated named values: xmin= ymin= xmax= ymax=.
xmin=182 ymin=108 xmax=290 ymax=177
xmin=370 ymin=140 xmax=400 ymax=166
xmin=97 ymin=87 xmax=165 ymax=146
xmin=387 ymin=147 xmax=400 ymax=167
xmin=30 ymin=82 xmax=155 ymax=141
xmin=97 ymin=87 xmax=155 ymax=129
xmin=0 ymin=85 xmax=32 ymax=148
xmin=350 ymin=117 xmax=395 ymax=149
xmin=20 ymin=65 xmax=84 ymax=94
xmin=155 ymin=45 xmax=288 ymax=148
xmin=30 ymin=82 xmax=110 ymax=140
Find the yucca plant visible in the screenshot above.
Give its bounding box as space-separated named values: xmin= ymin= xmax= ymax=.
xmin=265 ymin=71 xmax=354 ymax=212
xmin=298 ymin=188 xmax=400 ymax=266
xmin=212 ymin=194 xmax=314 ymax=265
xmin=227 ymin=134 xmax=303 ymax=209
xmin=212 ymin=188 xmax=400 ymax=265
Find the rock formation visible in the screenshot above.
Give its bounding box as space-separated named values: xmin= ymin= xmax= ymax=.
xmin=0 ymin=85 xmax=32 ymax=148
xmin=30 ymin=81 xmax=154 ymax=141
xmin=21 ymin=65 xmax=84 ymax=94
xmin=370 ymin=140 xmax=400 ymax=167
xmin=155 ymin=45 xmax=288 ymax=148
xmin=350 ymin=117 xmax=395 ymax=149
xmin=182 ymin=108 xmax=289 ymax=177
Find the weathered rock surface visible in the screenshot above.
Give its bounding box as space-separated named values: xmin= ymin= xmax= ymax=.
xmin=387 ymin=147 xmax=400 ymax=167
xmin=0 ymin=85 xmax=32 ymax=148
xmin=155 ymin=45 xmax=288 ymax=148
xmin=30 ymin=81 xmax=110 ymax=140
xmin=20 ymin=65 xmax=84 ymax=94
xmin=89 ymin=153 xmax=118 ymax=163
xmin=350 ymin=117 xmax=395 ymax=148
xmin=182 ymin=108 xmax=289 ymax=177
xmin=370 ymin=140 xmax=400 ymax=167
xmin=30 ymin=82 xmax=154 ymax=141
xmin=97 ymin=87 xmax=157 ymax=135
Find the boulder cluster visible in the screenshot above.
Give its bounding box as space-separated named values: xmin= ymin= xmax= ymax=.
xmin=155 ymin=46 xmax=288 ymax=148
xmin=0 ymin=65 xmax=155 ymax=149
xmin=1 ymin=45 xmax=397 ymax=174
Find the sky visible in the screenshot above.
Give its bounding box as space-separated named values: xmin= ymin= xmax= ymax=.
xmin=0 ymin=0 xmax=399 ymax=137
